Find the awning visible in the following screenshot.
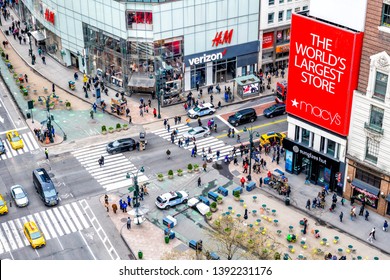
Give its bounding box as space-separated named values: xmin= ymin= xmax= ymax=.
xmin=351 ymin=179 xmax=379 ymax=196
xmin=128 ymin=73 xmax=155 ymax=88
xmin=29 ymin=30 xmax=47 ymax=42
xmin=386 ymin=195 xmax=390 ymax=202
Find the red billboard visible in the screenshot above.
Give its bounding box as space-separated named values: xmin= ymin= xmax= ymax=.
xmin=262 ymin=32 xmax=274 ymax=49
xmin=286 ymin=14 xmax=363 ymax=136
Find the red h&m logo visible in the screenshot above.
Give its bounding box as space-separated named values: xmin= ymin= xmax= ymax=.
xmin=212 ymin=29 xmax=233 ymax=47
xmin=45 ymin=8 xmax=55 ymax=25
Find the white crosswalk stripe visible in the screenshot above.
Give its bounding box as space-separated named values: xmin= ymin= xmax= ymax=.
xmin=151 ymin=124 xmax=234 ymax=161
xmin=0 ymin=132 xmax=40 ymax=161
xmin=0 ymin=201 xmax=92 ymax=252
xmin=72 ymin=144 xmax=149 ymax=191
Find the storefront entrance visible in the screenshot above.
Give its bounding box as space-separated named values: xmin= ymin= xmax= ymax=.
xmin=216 ymin=70 xmax=226 ymax=83
xmin=301 ymin=157 xmax=311 ymax=177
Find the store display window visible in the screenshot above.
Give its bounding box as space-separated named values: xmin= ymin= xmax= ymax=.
xmin=127 ymin=11 xmax=153 ymax=29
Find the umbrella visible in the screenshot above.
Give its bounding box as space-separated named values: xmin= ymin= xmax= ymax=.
xmin=127 ymin=206 xmax=149 ymax=216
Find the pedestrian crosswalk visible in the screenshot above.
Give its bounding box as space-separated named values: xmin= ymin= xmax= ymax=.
xmin=71 ymin=144 xmax=148 ymax=191
xmin=152 ymin=124 xmax=234 ymax=161
xmin=0 ymin=131 xmax=40 ymax=161
xmin=0 ymin=201 xmax=91 ymax=253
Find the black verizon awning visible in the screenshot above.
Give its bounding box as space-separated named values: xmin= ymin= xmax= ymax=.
xmin=351 ymin=179 xmax=379 ymax=196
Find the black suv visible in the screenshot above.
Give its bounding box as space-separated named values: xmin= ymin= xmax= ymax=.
xmin=228 ymin=108 xmax=257 ymax=127
xmin=33 ymin=168 xmax=59 ymax=206
xmin=263 ymin=103 xmax=286 ymax=118
xmin=106 ymin=138 xmax=137 ymax=154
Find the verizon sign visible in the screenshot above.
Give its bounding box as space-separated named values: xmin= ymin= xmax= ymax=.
xmin=287 ymin=14 xmax=363 ymax=136
xmin=188 ymin=49 xmax=227 ymax=66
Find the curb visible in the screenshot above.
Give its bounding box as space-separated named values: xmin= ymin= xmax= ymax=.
xmin=0 ymin=70 xmax=25 ymax=120
xmin=119 ymin=223 xmax=137 ymax=260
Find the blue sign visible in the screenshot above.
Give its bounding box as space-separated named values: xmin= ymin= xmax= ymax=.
xmin=285 ymin=150 xmax=293 ymax=172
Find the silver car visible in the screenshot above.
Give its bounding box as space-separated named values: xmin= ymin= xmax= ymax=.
xmin=10 ymin=185 xmax=29 ymax=207
xmin=182 ymin=126 xmax=210 ymax=139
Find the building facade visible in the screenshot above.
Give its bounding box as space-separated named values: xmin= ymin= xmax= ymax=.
xmin=346 ymin=0 xmax=390 ymax=217
xmin=258 ymin=0 xmax=310 ymax=73
xmin=16 ymin=0 xmax=259 ymax=103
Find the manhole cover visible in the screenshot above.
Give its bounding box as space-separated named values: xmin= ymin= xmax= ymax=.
xmin=120 ymin=218 xmax=127 ymax=223
xmin=231 ymin=170 xmax=241 ymax=176
xmin=3 ymin=95 xmax=7 ymax=98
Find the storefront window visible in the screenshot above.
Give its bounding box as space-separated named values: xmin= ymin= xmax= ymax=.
xmin=387 ymin=201 xmax=390 ymax=215
xmin=127 ymin=10 xmax=153 ymax=30
xmin=326 ymin=139 xmax=336 ymax=157
xmin=318 ymin=166 xmax=331 ymax=187
xmin=301 ymin=128 xmax=310 ymax=146
xmin=191 ymin=63 xmax=206 ymax=89
xmin=353 ymin=188 xmax=378 ymax=208
xmin=355 ymin=169 xmax=381 ymax=188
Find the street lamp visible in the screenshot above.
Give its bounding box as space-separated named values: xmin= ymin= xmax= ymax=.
xmin=243 ymin=126 xmax=260 ymax=179
xmin=157 ymin=88 xmax=163 ymax=119
xmin=126 ymin=166 xmax=145 ymax=209
xmin=38 ymin=93 xmax=57 ymax=143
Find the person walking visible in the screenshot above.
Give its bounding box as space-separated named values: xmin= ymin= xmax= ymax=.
xmin=367 ymin=231 xmax=374 ymax=243
xmin=122 ymin=201 xmax=127 ymax=213
xmin=339 ymin=212 xmax=343 ymax=222
xmin=203 ymin=162 xmax=207 ymax=172
xmin=24 ymin=74 xmax=28 ymax=83
xmin=153 ymin=108 xmax=157 ymax=118
xmin=240 ymin=176 xmax=246 ymax=188
xmin=259 ymin=177 xmax=263 ymax=188
xmin=112 ymin=203 xmax=117 ymax=214
xmin=41 ymin=55 xmax=46 ymax=64
xmin=44 ymin=148 xmax=49 ymax=160
xmin=371 ymin=227 xmax=376 ymax=240
xmin=384 ymin=220 xmax=389 ymax=232
xmin=365 ymin=210 xmax=370 ymax=221
xmin=341 ymin=197 xmax=345 ymax=206
xmin=127 ymin=217 xmax=131 ymax=230
xmin=359 ymin=205 xmax=365 ymax=216
xmin=167 ymin=123 xmax=170 ymax=133
xmin=197 ymin=177 xmax=201 ymax=187
xmin=105 ymin=202 xmax=109 ymax=212
xmin=126 ymin=108 xmax=130 ymax=117
xmin=306 ymin=199 xmax=311 ymax=210
xmin=93 ymin=102 xmax=97 ymax=113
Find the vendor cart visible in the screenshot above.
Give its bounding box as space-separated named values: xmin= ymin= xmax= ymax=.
xmin=139 ymin=132 xmax=147 ymax=150
xmin=68 ymin=80 xmax=76 ymax=90
xmin=110 ymin=98 xmax=126 ymax=115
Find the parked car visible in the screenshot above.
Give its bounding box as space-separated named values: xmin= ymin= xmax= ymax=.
xmin=228 ymin=108 xmax=257 ymax=127
xmin=10 ymin=185 xmax=29 ymax=207
xmin=260 ymin=131 xmax=286 ymax=146
xmin=187 ymin=103 xmax=216 ymax=118
xmin=182 ymin=126 xmax=210 ymax=139
xmin=0 ymin=138 xmax=5 ymax=155
xmin=155 ymin=191 xmax=189 ymax=210
xmin=263 ymin=103 xmax=286 ymax=118
xmin=6 ymin=130 xmax=24 ymax=150
xmin=106 ymin=138 xmax=137 ymax=154
xmin=23 ymin=221 xmax=46 ymax=249
xmin=0 ymin=194 xmax=8 ymax=215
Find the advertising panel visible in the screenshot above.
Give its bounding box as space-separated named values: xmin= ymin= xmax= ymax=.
xmin=285 ymin=150 xmax=293 ymax=172
xmin=286 ymin=14 xmax=363 ymax=136
xmin=262 ymin=32 xmax=274 ymax=49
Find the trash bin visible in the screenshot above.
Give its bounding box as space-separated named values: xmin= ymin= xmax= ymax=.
xmin=164 ymin=236 xmax=170 ymax=244
xmin=285 ymin=197 xmax=290 ymax=206
xmin=138 ymin=250 xmax=143 ymax=259
xmin=26 ymin=112 xmax=31 ymax=119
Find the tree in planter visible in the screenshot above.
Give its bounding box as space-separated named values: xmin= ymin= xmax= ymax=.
xmin=217 ymin=196 xmax=223 ymax=204
xmin=122 ymin=124 xmax=128 ymax=130
xmin=210 ymin=202 xmax=218 ymax=212
xmin=65 ymin=101 xmax=71 ymax=109
xmin=193 ymin=164 xmax=199 ymax=171
xmin=177 ymin=169 xmax=183 ymax=176
xmin=233 ymin=192 xmax=240 ymax=201
xmin=108 ymin=127 xmax=114 ymax=133
xmin=205 ymin=211 xmax=212 ymax=220
xmin=157 ymin=173 xmax=164 ymax=181
xmin=187 ymin=164 xmax=193 ymax=173
xmin=101 ymin=125 xmax=107 ymax=134
xmin=116 ymin=123 xmax=122 ymax=131
xmin=168 ymin=169 xmax=174 ymax=179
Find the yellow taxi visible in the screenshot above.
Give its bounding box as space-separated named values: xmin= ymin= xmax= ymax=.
xmin=260 ymin=131 xmax=286 ymax=146
xmin=23 ymin=221 xmax=46 ymax=249
xmin=6 ymin=130 xmax=24 ymax=150
xmin=0 ymin=194 xmax=8 ymax=215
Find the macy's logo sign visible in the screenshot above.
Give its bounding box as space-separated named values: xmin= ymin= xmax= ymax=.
xmin=291 ymin=98 xmax=341 ymax=126
xmin=188 ymin=49 xmax=227 ymax=66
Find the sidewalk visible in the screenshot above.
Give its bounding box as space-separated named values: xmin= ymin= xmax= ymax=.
xmin=3 ymin=8 xmax=285 ymax=128
xmin=229 ymin=150 xmax=390 ymax=256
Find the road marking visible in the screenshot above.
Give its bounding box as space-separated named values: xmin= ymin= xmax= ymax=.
xmin=45 ymin=209 xmax=65 ymax=237
xmin=14 ymin=218 xmax=29 ymax=246
xmin=71 ymin=202 xmax=90 ymax=229
xmin=52 ymin=208 xmax=71 ymax=235
xmin=59 ymin=206 xmax=77 ymax=232
xmin=1 ymin=222 xmax=17 ymax=250
xmin=28 ymin=131 xmax=40 ymax=149
xmin=56 ymin=236 xmax=64 ymax=251
xmin=39 ymin=211 xmax=58 ymax=239
xmin=79 ymin=231 xmax=97 ymax=260
xmin=34 ymin=213 xmax=51 ymax=240
xmin=65 ymin=204 xmax=83 ymax=231
xmin=0 ymin=97 xmax=16 ymax=128
xmin=7 ymin=220 xmax=24 ymax=248
xmin=0 ymin=224 xmax=9 ymax=252
xmin=215 ymin=118 xmax=287 ymax=139
xmin=216 ymin=114 xmax=237 ymax=132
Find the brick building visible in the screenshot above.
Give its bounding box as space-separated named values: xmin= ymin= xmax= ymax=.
xmin=346 ymin=0 xmax=390 ymax=217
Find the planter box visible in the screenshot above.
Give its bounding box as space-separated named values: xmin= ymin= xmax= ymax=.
xmin=116 ymin=128 xmax=122 ymax=132
xmin=210 ymin=207 xmax=217 ymax=212
xmin=168 ymin=175 xmax=174 ymax=179
xmin=108 ymin=129 xmax=114 ymax=133
xmin=158 ymin=176 xmax=164 ymax=181
xmin=187 ymin=169 xmax=193 ymax=173
xmin=102 ymin=131 xmax=107 ymax=135
xmin=177 ymin=172 xmax=183 ymax=176
xmin=122 ymin=126 xmax=129 ymax=130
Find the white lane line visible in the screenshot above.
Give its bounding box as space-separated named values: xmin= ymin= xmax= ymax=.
xmin=46 ymin=209 xmax=64 ymax=236
xmin=217 ymin=114 xmax=238 ymax=132
xmin=0 ymin=97 xmax=17 ymax=128
xmin=58 ymin=206 xmax=77 ymax=233
xmin=71 ymin=202 xmax=90 ymax=229
xmin=34 ymin=213 xmax=51 ymax=240
xmin=27 ymin=131 xmax=40 ymax=149
xmin=14 ymin=218 xmax=29 ymax=246
xmin=4 ymin=141 xmax=17 ymax=157
xmin=7 ymin=220 xmax=24 ymax=248
xmin=74 ymin=148 xmax=108 ymax=160
xmin=65 ymin=204 xmax=83 ymax=231
xmin=52 ymin=208 xmax=71 ymax=234
xmin=103 ymin=175 xmax=148 ymax=191
xmin=71 ymin=144 xmax=107 ymax=156
xmin=39 ymin=211 xmax=57 ymax=239
xmin=93 ymin=165 xmax=136 ymax=179
xmin=56 ymin=236 xmax=64 ymax=250
xmin=78 ymin=153 xmax=122 ymax=164
xmin=21 ymin=133 xmax=34 ymax=151
xmin=0 ymin=226 xmax=9 ymax=252
xmin=79 ymin=231 xmax=96 ymax=260
xmin=1 ymin=223 xmax=18 ymax=250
